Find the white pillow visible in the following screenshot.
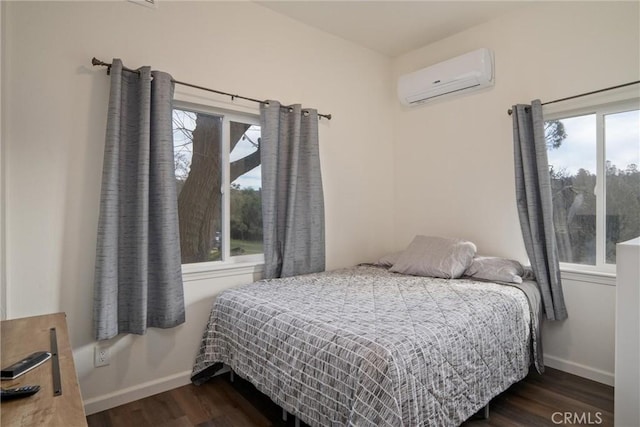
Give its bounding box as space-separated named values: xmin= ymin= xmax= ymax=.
xmin=389 ymin=236 xmax=477 ymax=279
xmin=463 ymin=256 xmax=525 ymax=284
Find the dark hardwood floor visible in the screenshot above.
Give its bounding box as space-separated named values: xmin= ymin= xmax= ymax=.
xmin=87 ymin=367 xmax=613 ymax=427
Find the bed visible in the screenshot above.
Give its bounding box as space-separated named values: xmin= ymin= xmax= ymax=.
xmin=191 ymin=264 xmax=542 ymax=426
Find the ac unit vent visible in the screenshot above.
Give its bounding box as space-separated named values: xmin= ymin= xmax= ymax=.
xmin=398 ymin=48 xmax=494 ymax=106
xmin=128 ymin=0 xmax=157 ymax=9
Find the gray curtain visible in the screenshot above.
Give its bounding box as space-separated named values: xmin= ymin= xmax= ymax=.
xmin=512 ymin=100 xmax=568 ymax=320
xmin=94 ymin=59 xmax=185 ymax=340
xmin=260 ymin=101 xmax=325 ymax=279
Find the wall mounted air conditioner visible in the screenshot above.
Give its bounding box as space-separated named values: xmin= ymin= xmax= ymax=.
xmin=397 ymin=48 xmax=494 ymax=106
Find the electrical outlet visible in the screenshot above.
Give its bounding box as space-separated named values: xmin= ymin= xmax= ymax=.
xmin=94 ymin=345 xmax=110 ymax=368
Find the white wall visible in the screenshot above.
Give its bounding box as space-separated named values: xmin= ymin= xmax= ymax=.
xmin=3 ymin=1 xmax=394 ymax=413
xmin=391 ymin=1 xmax=639 ymax=385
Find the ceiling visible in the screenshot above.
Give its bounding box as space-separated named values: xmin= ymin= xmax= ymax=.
xmin=257 ymin=1 xmax=531 ymax=57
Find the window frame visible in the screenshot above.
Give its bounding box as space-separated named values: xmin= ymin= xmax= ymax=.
xmin=172 ymin=100 xmax=264 ymax=277
xmin=544 ymin=97 xmax=640 ymax=275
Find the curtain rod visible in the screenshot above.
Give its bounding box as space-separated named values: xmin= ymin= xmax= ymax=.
xmin=91 ymin=57 xmax=332 ymax=120
xmin=506 ymin=80 xmax=640 ymax=116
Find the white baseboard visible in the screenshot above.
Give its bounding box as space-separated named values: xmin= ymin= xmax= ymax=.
xmin=83 ymin=370 xmax=192 ymax=415
xmin=83 ymin=357 xmax=612 ymax=416
xmin=544 ymin=354 xmax=614 ymax=386
xmin=84 ymin=366 xmax=231 ymax=415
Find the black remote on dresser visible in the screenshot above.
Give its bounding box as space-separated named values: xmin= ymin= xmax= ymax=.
xmin=1 ymin=385 xmax=41 ymax=401
xmin=1 ymin=351 xmax=51 ymax=380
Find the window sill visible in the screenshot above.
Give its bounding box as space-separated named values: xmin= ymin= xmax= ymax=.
xmin=182 ymin=260 xmax=264 ymax=282
xmin=559 ymin=267 xmax=616 ymax=287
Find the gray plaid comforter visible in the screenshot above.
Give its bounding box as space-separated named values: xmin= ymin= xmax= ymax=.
xmin=191 ymin=265 xmax=540 ymax=426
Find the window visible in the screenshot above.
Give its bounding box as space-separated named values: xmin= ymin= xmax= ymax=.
xmin=172 ymin=104 xmax=262 ymax=267
xmin=545 ymin=100 xmax=639 ymax=272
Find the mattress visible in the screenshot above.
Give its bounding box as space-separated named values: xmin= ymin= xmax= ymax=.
xmin=191 ymin=265 xmax=541 ymax=426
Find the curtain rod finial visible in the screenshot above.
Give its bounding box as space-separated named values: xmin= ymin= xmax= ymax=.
xmin=92 ymin=57 xmax=112 ymax=75
xmin=507 ymin=109 xmax=513 ymax=116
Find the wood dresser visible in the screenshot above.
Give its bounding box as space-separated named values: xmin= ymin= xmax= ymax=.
xmin=1 ymin=312 xmax=87 ymax=426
